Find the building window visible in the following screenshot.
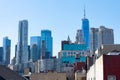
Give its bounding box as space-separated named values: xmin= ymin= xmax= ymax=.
xmin=107 ymin=75 xmax=116 ymax=80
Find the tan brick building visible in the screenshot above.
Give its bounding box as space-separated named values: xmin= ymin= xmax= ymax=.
xmin=31 ymin=72 xmax=67 ymax=80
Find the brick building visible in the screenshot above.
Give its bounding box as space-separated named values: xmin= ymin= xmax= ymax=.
xmin=87 ymin=55 xmax=120 ymax=80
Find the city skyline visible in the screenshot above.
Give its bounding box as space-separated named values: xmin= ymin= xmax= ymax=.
xmin=0 ymin=0 xmax=120 ymax=59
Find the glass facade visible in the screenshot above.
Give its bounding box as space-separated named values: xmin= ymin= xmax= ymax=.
xmin=30 ymin=36 xmax=41 ymax=61
xmin=3 ymin=37 xmax=11 ymax=66
xmin=0 ymin=47 xmax=3 ymax=63
xmin=16 ymin=20 xmax=28 ymax=64
xmin=82 ymin=18 xmax=90 ymax=50
xmin=41 ymin=30 xmax=53 ymax=58
xmin=30 ymin=44 xmax=38 ymax=62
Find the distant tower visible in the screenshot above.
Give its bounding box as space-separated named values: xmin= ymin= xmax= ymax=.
xmin=3 ymin=37 xmax=11 ymax=66
xmin=30 ymin=44 xmax=38 ymax=61
xmin=75 ymin=29 xmax=84 ymax=44
xmin=90 ymin=26 xmax=114 ymax=54
xmin=41 ymin=40 xmax=46 ymax=59
xmin=0 ymin=47 xmax=3 ymax=63
xmin=16 ymin=20 xmax=28 ymax=64
xmin=41 ymin=30 xmax=53 ymax=59
xmin=30 ymin=36 xmax=41 ymax=61
xmin=90 ymin=28 xmax=99 ymax=55
xmin=82 ymin=7 xmax=90 ymax=49
xmin=98 ymin=26 xmax=114 ymax=47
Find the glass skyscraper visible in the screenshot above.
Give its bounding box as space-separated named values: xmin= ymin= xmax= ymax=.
xmin=82 ymin=10 xmax=90 ymax=50
xmin=41 ymin=30 xmax=53 ymax=59
xmin=16 ymin=20 xmax=28 ymax=64
xmin=30 ymin=36 xmax=41 ymax=61
xmin=0 ymin=47 xmax=3 ymax=63
xmin=3 ymin=37 xmax=11 ymax=66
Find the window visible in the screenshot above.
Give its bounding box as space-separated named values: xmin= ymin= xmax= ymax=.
xmin=107 ymin=75 xmax=116 ymax=80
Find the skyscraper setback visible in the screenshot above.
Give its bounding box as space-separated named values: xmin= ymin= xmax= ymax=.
xmin=16 ymin=20 xmax=28 ymax=64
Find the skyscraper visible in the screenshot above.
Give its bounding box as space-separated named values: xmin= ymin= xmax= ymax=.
xmin=75 ymin=29 xmax=84 ymax=44
xmin=90 ymin=28 xmax=99 ymax=55
xmin=82 ymin=8 xmax=90 ymax=49
xmin=28 ymin=45 xmax=30 ymax=61
xmin=30 ymin=36 xmax=41 ymax=61
xmin=41 ymin=30 xmax=53 ymax=59
xmin=3 ymin=37 xmax=11 ymax=66
xmin=30 ymin=44 xmax=38 ymax=62
xmin=99 ymin=26 xmax=114 ymax=46
xmin=0 ymin=47 xmax=3 ymax=64
xmin=16 ymin=20 xmax=28 ymax=64
xmin=90 ymin=26 xmax=114 ymax=54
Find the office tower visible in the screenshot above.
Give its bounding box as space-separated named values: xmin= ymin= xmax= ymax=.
xmin=41 ymin=30 xmax=53 ymax=59
xmin=90 ymin=26 xmax=114 ymax=54
xmin=30 ymin=44 xmax=38 ymax=61
xmin=0 ymin=47 xmax=3 ymax=63
xmin=15 ymin=45 xmax=17 ymax=59
xmin=3 ymin=37 xmax=11 ymax=66
xmin=75 ymin=29 xmax=84 ymax=44
xmin=82 ymin=9 xmax=90 ymax=49
xmin=61 ymin=41 xmax=70 ymax=50
xmin=16 ymin=20 xmax=28 ymax=64
xmin=90 ymin=28 xmax=99 ymax=55
xmin=99 ymin=26 xmax=114 ymax=46
xmin=30 ymin=36 xmax=41 ymax=61
xmin=41 ymin=40 xmax=46 ymax=59
xmin=14 ymin=45 xmax=17 ymax=63
xmin=28 ymin=45 xmax=30 ymax=61
xmin=61 ymin=36 xmax=71 ymax=50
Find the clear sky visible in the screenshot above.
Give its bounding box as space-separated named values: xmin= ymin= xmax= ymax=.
xmin=0 ymin=0 xmax=120 ymax=60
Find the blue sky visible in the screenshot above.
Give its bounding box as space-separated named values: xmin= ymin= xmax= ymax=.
xmin=0 ymin=0 xmax=120 ymax=59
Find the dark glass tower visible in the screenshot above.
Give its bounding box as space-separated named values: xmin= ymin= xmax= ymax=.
xmin=41 ymin=30 xmax=53 ymax=59
xmin=30 ymin=36 xmax=41 ymax=61
xmin=0 ymin=47 xmax=3 ymax=63
xmin=3 ymin=37 xmax=11 ymax=66
xmin=82 ymin=8 xmax=90 ymax=50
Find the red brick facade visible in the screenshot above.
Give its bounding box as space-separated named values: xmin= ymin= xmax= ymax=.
xmin=103 ymin=55 xmax=120 ymax=80
xmin=74 ymin=62 xmax=86 ymax=72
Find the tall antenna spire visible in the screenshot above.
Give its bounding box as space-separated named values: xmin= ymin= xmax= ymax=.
xmin=84 ymin=5 xmax=86 ymax=18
